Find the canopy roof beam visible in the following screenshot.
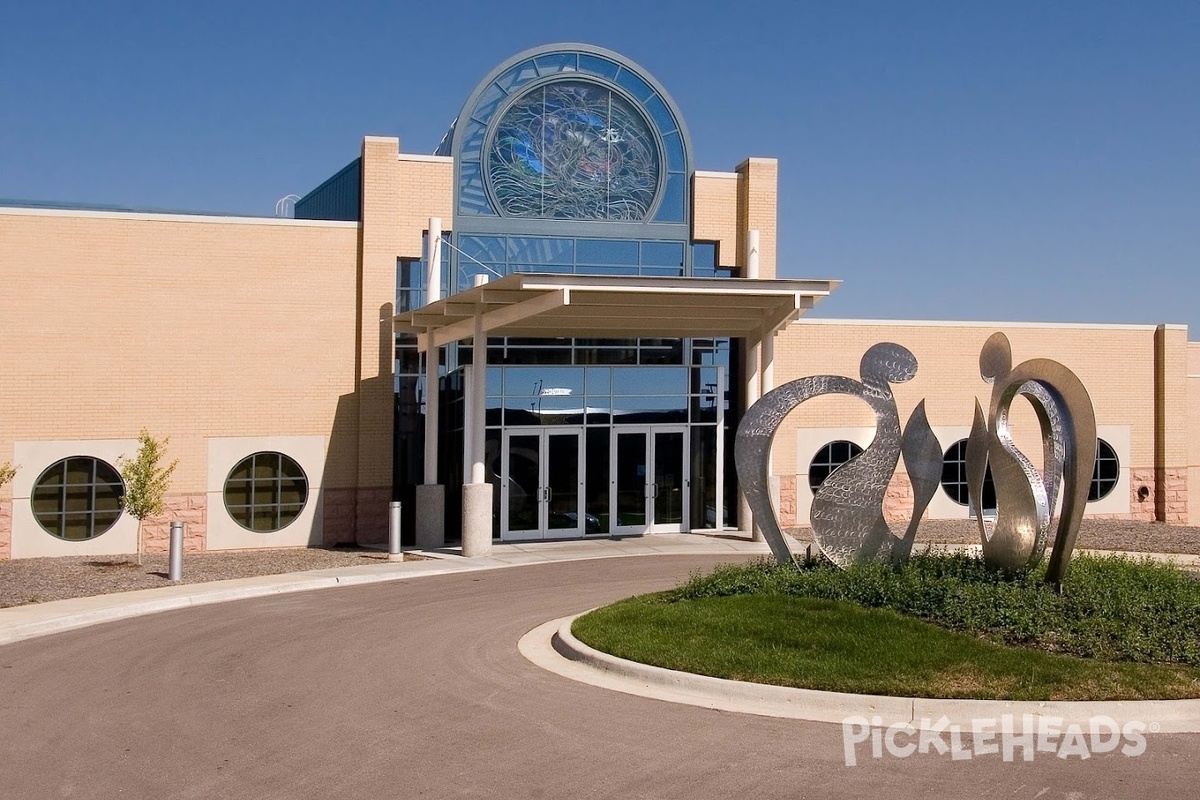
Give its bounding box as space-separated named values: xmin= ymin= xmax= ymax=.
xmin=394 ymin=273 xmax=840 ymax=352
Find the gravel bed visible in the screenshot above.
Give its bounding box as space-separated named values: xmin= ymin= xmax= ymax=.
xmin=787 ymin=518 xmax=1200 ymax=555
xmin=0 ymin=548 xmax=426 ymax=609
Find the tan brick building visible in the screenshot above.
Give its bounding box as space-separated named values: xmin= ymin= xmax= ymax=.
xmin=1 ymin=43 xmax=1196 ymax=561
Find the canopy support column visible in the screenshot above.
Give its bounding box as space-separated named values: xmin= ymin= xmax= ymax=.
xmin=462 ymin=301 xmax=493 ymax=557
xmin=738 ymin=229 xmax=765 ymax=542
xmin=415 ymin=223 xmax=447 ymax=550
xmin=761 ymin=327 xmax=778 ymax=538
xmin=740 ymin=332 xmax=762 ymax=541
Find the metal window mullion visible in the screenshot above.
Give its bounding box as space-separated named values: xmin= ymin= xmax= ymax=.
xmin=539 ymin=87 xmax=546 ymax=217
xmin=87 ymin=458 xmax=97 ymax=539
xmin=251 ymin=454 xmax=262 ymax=527
xmin=56 ymin=461 xmax=68 ymax=538
xmin=605 ymin=91 xmax=613 ymax=219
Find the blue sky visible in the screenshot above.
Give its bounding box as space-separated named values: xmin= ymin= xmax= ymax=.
xmin=3 ymin=1 xmax=1198 ymax=330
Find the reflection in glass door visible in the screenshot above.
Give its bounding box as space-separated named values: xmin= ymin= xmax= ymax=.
xmin=613 ymin=431 xmax=647 ymax=533
xmin=611 ymin=426 xmax=687 ymax=535
xmin=501 ymin=428 xmax=584 ymax=541
xmin=652 ymin=430 xmax=684 ymax=530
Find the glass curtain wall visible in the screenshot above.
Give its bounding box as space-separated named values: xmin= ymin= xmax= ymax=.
xmin=397 ymin=45 xmax=743 ymax=541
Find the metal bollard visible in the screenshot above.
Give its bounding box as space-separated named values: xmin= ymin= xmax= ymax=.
xmin=388 ymin=501 xmax=403 ymax=562
xmin=168 ymin=521 xmax=184 ymax=581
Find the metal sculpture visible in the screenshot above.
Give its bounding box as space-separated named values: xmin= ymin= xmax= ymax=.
xmin=734 ymin=343 xmax=943 ymax=568
xmin=734 ymin=334 xmax=1096 ymax=582
xmin=965 ymin=332 xmax=1096 ymax=583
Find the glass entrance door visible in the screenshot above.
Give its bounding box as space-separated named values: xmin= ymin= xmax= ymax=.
xmin=501 ymin=428 xmax=584 ymax=541
xmin=611 ymin=426 xmax=688 ymax=535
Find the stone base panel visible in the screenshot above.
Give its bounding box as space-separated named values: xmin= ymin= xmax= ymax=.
xmin=0 ymin=473 xmax=1191 ymax=560
xmin=321 ymin=488 xmax=358 ymax=546
xmin=0 ymin=501 xmax=11 ymax=560
xmin=1159 ymin=469 xmax=1189 ymax=525
xmin=775 ymin=476 xmax=797 ymax=528
xmin=1126 ymin=468 xmax=1159 ymax=522
xmin=354 ymin=487 xmax=393 ymax=546
xmin=775 ymin=466 xmax=1188 ymax=531
xmin=0 ymin=488 xmax=379 ymax=560
xmin=141 ymin=494 xmax=207 ymax=554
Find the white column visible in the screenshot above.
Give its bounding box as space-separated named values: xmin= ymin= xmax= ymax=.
xmin=741 ymin=229 xmax=764 ymax=539
xmin=762 ymin=329 xmax=778 ymax=532
xmin=746 ymin=229 xmax=760 ymax=279
xmin=415 ymin=328 xmax=445 ymax=549
xmin=415 ymin=220 xmax=446 ymax=550
xmin=714 ymin=365 xmax=725 ymax=531
xmin=462 ymin=275 xmax=488 ymax=484
xmin=461 ymin=303 xmax=493 ymax=557
xmin=470 ymin=310 xmax=487 ymax=483
xmin=426 ymin=217 xmax=442 ymax=304
xmin=761 ymin=329 xmax=774 ymax=395
xmin=462 ymin=364 xmax=475 ymax=486
xmin=740 ymin=333 xmax=761 ymax=540
xmin=423 ymin=331 xmax=439 ymax=484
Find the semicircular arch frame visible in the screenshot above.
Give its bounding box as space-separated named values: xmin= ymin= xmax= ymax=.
xmin=448 ymin=43 xmax=694 ymax=233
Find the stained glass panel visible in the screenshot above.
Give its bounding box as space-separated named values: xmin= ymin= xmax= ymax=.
xmin=486 ymin=81 xmax=661 ymax=221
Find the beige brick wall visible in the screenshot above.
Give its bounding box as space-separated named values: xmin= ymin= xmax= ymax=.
xmin=692 ymin=172 xmax=738 ymax=266
xmin=736 ymin=157 xmax=778 ymax=279
xmin=694 ymin=160 xmax=779 ymax=275
xmin=393 ymin=153 xmax=454 ymax=260
xmin=354 ymin=140 xmax=452 ymax=542
xmin=0 ymin=206 xmax=359 ymax=554
xmin=770 ymin=319 xmax=1175 ymax=521
xmin=1155 ymin=325 xmax=1189 ymax=523
xmin=1187 ymin=343 xmax=1200 ymax=525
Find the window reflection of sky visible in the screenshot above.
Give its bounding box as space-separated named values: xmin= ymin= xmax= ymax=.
xmin=483 ymin=365 xmax=715 ymax=424
xmin=453 ymin=234 xmax=689 ymax=288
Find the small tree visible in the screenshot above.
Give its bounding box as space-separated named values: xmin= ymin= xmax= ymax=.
xmin=0 ymin=461 xmax=15 ymax=489
xmin=118 ymin=430 xmax=179 ymax=565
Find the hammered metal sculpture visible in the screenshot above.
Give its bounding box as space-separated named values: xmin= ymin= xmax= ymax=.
xmin=735 ymin=343 xmax=943 ymax=568
xmin=965 ymin=332 xmax=1096 ymax=583
xmin=735 ymin=334 xmax=1096 ymax=582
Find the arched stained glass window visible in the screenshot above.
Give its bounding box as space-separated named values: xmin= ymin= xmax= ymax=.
xmin=453 ymin=45 xmax=690 ymax=224
xmin=486 ymin=81 xmax=661 ymax=221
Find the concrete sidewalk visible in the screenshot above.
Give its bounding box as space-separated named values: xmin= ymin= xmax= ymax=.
xmin=0 ymin=533 xmax=770 ymax=647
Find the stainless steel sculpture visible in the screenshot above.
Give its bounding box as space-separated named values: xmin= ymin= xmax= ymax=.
xmin=735 ymin=334 xmax=1096 ymax=582
xmin=965 ymin=332 xmax=1096 ymax=583
xmin=735 ymin=343 xmax=943 ymax=568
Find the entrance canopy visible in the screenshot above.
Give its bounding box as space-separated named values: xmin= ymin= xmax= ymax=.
xmin=393 ymin=273 xmax=840 ymax=350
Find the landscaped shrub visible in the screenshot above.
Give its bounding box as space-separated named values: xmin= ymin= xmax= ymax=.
xmin=668 ymin=553 xmax=1200 ymax=666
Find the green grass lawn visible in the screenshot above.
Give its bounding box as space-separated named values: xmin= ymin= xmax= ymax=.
xmin=571 ymin=554 xmax=1200 ymax=701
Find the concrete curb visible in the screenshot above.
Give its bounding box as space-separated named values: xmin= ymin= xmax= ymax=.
xmin=3 ymin=540 xmax=1196 ymax=652
xmin=518 ymin=613 xmax=1200 ymax=733
xmin=0 ymin=561 xmax=479 ymax=646
xmin=0 ymin=540 xmax=771 ymax=647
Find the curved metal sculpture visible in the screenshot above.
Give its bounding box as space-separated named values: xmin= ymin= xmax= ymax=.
xmin=965 ymin=332 xmax=1096 ymax=583
xmin=735 ymin=343 xmax=943 ymax=568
